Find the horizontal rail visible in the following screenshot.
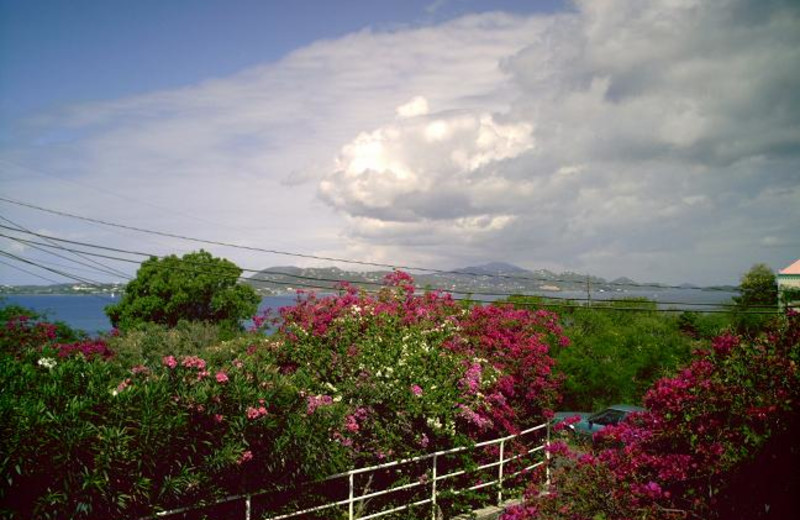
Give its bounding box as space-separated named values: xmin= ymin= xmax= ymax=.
xmin=149 ymin=421 xmax=549 ymax=520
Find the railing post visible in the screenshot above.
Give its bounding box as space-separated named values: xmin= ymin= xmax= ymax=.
xmin=545 ymin=422 xmax=551 ymax=489
xmin=349 ymin=472 xmax=354 ymax=520
xmin=245 ymin=495 xmax=251 ymax=520
xmin=431 ymin=453 xmax=438 ymax=520
xmin=497 ymin=439 xmax=505 ymax=505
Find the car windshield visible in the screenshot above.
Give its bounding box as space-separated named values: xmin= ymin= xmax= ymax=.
xmin=589 ymin=409 xmax=626 ymax=426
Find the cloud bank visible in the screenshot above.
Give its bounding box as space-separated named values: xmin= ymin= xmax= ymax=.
xmin=317 ymin=0 xmax=800 ymax=283
xmin=2 ymin=0 xmax=798 ymax=285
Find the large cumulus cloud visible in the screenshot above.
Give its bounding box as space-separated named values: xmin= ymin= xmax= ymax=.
xmin=319 ymin=0 xmax=800 ymax=283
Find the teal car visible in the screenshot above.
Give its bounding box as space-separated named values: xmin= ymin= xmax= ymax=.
xmin=552 ymin=404 xmax=646 ymax=440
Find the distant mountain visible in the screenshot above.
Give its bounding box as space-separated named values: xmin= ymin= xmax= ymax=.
xmin=452 ymin=262 xmax=530 ymax=276
xmin=240 ymin=263 xmax=733 ymax=298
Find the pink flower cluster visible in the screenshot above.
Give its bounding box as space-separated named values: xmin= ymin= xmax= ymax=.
xmin=306 ymin=394 xmax=333 ymax=415
xmin=181 ymin=356 xmax=206 ymax=370
xmin=246 ymin=403 xmax=268 ymax=420
xmin=276 ymin=271 xmax=567 ymax=444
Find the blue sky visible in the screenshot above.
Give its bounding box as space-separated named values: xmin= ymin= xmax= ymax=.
xmin=0 ymin=0 xmax=798 ymax=287
xmin=0 ymin=0 xmax=566 ymax=121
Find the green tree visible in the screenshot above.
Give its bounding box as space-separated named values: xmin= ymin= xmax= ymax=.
xmin=106 ymin=250 xmax=260 ymax=332
xmin=732 ymin=263 xmax=779 ymax=337
xmin=734 ymin=263 xmax=778 ymax=309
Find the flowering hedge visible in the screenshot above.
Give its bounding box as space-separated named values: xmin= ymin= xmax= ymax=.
xmin=0 ymin=272 xmax=567 ymax=519
xmin=502 ymin=311 xmax=800 ymax=520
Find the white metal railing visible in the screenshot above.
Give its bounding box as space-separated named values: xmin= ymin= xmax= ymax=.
xmin=150 ymin=422 xmax=550 ymax=520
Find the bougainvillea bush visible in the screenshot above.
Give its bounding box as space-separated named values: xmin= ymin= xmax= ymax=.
xmin=0 ymin=272 xmax=567 ymax=519
xmin=502 ymin=311 xmax=800 ymax=520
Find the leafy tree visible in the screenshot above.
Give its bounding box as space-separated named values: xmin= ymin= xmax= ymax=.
xmin=734 ymin=263 xmax=778 ymax=309
xmin=105 ymin=250 xmax=260 ymax=332
xmin=506 ymin=296 xmax=697 ymax=410
xmin=732 ymin=263 xmax=779 ymax=336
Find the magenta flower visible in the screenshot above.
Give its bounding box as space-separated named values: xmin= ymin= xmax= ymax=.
xmin=306 ymin=394 xmax=334 ymax=415
xmin=162 ymin=355 xmax=177 ymax=369
xmin=345 ymin=414 xmax=360 ymax=432
xmin=238 ymin=450 xmax=253 ymax=465
xmin=215 ymin=371 xmax=229 ymax=384
xmin=410 ymin=384 xmax=423 ymax=397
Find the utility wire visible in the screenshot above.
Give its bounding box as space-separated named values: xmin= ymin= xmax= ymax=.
xmin=0 ymin=258 xmax=64 ymax=285
xmin=0 ymin=196 xmax=741 ymax=293
xmin=0 ymin=215 xmax=130 ymax=278
xmin=1 ymin=250 xmax=105 ymax=288
xmin=2 ymin=231 xmax=130 ymax=280
xmin=0 ymin=242 xmax=778 ymax=316
xmin=2 ymin=229 xmax=767 ymax=311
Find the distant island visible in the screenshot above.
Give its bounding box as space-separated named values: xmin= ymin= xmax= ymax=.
xmin=244 ymin=262 xmax=739 ymax=297
xmin=1 ymin=262 xmax=738 ymax=297
xmin=0 ymin=282 xmax=125 ymax=296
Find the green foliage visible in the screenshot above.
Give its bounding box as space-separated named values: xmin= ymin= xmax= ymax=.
xmin=780 ymin=287 xmax=800 ymax=308
xmin=676 ymin=310 xmax=732 ymax=339
xmin=731 ymin=264 xmax=780 ymax=337
xmin=734 ymin=263 xmax=778 ymax=309
xmin=508 ymin=296 xmax=700 ymax=410
xmin=1 ymin=273 xmax=566 ymax=519
xmin=107 ymin=321 xmax=226 ymax=368
xmin=105 ymin=250 xmax=260 ymax=333
xmin=504 ymin=311 xmax=800 ymax=520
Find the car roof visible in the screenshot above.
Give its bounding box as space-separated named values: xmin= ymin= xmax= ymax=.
xmin=606 ymin=404 xmax=646 ymax=412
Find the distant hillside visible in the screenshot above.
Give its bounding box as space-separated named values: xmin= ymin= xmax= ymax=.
xmin=243 ymin=262 xmax=665 ymax=297
xmin=452 ymin=262 xmax=531 ymax=276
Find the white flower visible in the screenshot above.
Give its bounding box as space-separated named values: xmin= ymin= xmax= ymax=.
xmin=37 ymin=357 xmax=57 ymax=370
xmin=426 ymin=417 xmax=443 ymax=430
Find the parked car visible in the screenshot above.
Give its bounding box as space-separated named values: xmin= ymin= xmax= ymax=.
xmin=552 ymin=404 xmax=646 ymax=440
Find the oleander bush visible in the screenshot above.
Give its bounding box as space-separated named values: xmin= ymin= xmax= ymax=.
xmin=502 ymin=310 xmax=800 ymax=520
xmin=0 ymin=272 xmax=568 ymax=519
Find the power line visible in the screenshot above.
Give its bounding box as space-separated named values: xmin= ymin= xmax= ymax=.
xmin=0 ymin=196 xmax=741 ymax=293
xmin=0 ymin=258 xmax=64 ymax=285
xmin=2 ymin=229 xmax=765 ymax=311
xmin=0 ymin=250 xmax=110 ymax=290
xmin=0 ymin=241 xmax=778 ymax=316
xmin=0 ymin=215 xmax=130 ymax=278
xmin=1 ymin=231 xmax=130 ymax=280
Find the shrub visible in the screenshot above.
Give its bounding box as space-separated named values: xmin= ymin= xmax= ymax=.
xmin=502 ymin=311 xmax=800 ymax=520
xmin=1 ymin=272 xmax=568 ymax=519
xmin=511 ymin=297 xmax=698 ymax=410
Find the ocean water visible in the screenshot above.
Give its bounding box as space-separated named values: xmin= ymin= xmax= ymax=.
xmin=2 ymin=288 xmax=737 ymax=335
xmin=2 ymin=294 xmax=301 ymax=335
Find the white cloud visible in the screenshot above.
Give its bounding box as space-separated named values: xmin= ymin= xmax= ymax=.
xmin=397 ymin=96 xmax=430 ymax=118
xmin=2 ymin=1 xmax=798 ymax=285
xmin=316 ymin=0 xmax=800 ymax=283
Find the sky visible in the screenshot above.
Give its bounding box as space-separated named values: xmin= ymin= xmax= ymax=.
xmin=0 ymin=0 xmax=798 ymax=288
